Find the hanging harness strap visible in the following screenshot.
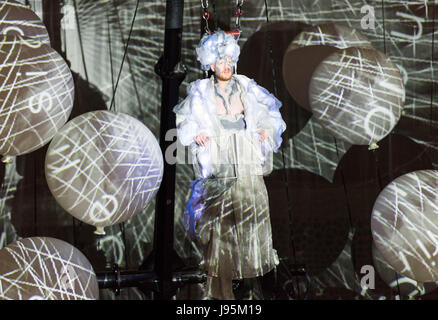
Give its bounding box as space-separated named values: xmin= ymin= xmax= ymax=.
xmin=201 ymin=0 xmax=211 ymax=34
xmin=200 ymin=0 xmax=242 ymax=39
xmin=235 ymin=0 xmax=243 ymax=31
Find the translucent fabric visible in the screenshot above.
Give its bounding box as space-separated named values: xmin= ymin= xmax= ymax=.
xmin=184 ymin=113 xmax=279 ymax=299
xmin=197 ymin=175 xmax=279 ymax=280
xmin=175 ymin=74 xmax=284 ymax=299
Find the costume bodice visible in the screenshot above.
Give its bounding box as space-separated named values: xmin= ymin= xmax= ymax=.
xmin=218 ymin=113 xmax=246 ymax=133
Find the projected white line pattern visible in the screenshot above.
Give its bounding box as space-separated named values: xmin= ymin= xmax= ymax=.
xmin=309 ymin=46 xmax=405 ymax=147
xmin=45 ymin=110 xmax=164 ymax=232
xmin=0 ymin=36 xmax=74 ymax=157
xmin=371 ymin=170 xmax=438 ymax=282
xmin=372 ymin=242 xmax=438 ymax=299
xmin=0 ymin=237 xmax=99 ymax=300
xmin=0 ymin=0 xmax=50 ymax=45
xmin=62 ymin=0 xmax=438 ymax=298
xmin=288 ymin=23 xmax=374 ymax=51
xmin=286 ymin=118 xmax=351 ymax=182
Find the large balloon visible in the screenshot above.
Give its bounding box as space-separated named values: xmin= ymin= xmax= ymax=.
xmin=371 ymin=170 xmax=438 ymax=282
xmin=0 ymin=237 xmax=99 ymax=300
xmin=309 ymin=46 xmax=405 ymax=149
xmin=0 ymin=35 xmax=74 ymax=162
xmin=0 ymin=0 xmax=50 ymax=44
xmin=45 ymin=110 xmax=164 ymax=235
xmin=372 ymin=243 xmax=438 ymax=299
xmin=283 ymin=23 xmax=373 ymax=112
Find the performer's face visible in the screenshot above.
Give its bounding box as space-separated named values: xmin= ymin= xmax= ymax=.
xmin=210 ymin=56 xmax=233 ymax=81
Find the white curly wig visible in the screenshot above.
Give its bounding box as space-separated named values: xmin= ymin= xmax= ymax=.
xmin=196 ymin=30 xmax=241 ymax=71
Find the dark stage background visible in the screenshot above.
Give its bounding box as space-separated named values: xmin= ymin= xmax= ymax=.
xmin=0 ymin=0 xmax=437 ymax=300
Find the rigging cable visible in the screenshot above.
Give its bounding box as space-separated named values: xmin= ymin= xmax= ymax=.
xmin=111 ymin=0 xmax=143 ymax=116
xmin=109 ymin=0 xmax=140 ymax=111
xmin=378 ymin=0 xmax=401 ymax=299
xmin=263 ymin=0 xmax=308 ymax=299
xmin=107 ymin=11 xmax=115 ymax=104
xmin=73 ymin=0 xmax=89 ymax=83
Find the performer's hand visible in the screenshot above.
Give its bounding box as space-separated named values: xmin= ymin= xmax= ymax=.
xmin=257 ymin=129 xmax=267 ymax=143
xmin=195 ymin=133 xmax=210 ymax=147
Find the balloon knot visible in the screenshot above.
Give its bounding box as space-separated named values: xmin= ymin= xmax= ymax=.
xmin=1 ymin=155 xmax=14 ymax=164
xmin=368 ymin=142 xmax=379 ymax=150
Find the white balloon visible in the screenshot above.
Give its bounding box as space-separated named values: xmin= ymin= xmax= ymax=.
xmin=309 ymin=47 xmax=405 ymax=148
xmin=371 ymin=170 xmax=438 ymax=282
xmin=45 ymin=110 xmax=164 ymax=235
xmin=0 ymin=237 xmax=99 ymax=300
xmin=0 ymin=35 xmax=74 ymax=160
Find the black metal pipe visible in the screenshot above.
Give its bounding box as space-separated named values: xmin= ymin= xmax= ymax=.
xmin=97 ymin=270 xmax=159 ymax=292
xmin=151 ymin=0 xmax=186 ymax=300
xmin=96 ymin=268 xmax=206 ymax=295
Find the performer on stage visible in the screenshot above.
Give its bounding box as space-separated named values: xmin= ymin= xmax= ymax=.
xmin=174 ymin=30 xmax=286 ymax=300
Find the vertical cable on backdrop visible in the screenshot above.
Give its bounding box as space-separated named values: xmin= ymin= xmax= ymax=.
xmin=263 ymin=0 xmax=296 ymax=261
xmin=380 ymin=0 xmax=387 ymax=54
xmin=212 ymin=0 xmax=218 ymax=30
xmin=108 ymin=0 xmax=140 ymax=112
xmin=105 ymin=6 xmax=130 ymax=270
xmin=73 ymin=0 xmax=89 ymax=83
xmin=108 ymin=0 xmax=141 ymax=274
xmin=263 ymin=0 xmax=310 ymax=299
xmin=333 ymin=138 xmax=354 ymax=230
xmin=107 ymin=12 xmax=115 ymax=100
xmin=376 ymin=0 xmax=401 ymax=298
xmin=111 ymin=0 xmax=143 ymax=117
xmin=430 ymin=3 xmax=435 ymax=139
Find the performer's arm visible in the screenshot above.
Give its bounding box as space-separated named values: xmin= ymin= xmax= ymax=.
xmin=250 ymin=81 xmax=286 ymax=152
xmin=174 ymin=81 xmax=213 ymax=147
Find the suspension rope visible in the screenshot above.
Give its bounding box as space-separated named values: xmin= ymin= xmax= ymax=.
xmin=212 ymin=0 xmax=218 ymax=31
xmin=380 ymin=0 xmax=401 ymax=299
xmin=333 ymin=139 xmax=354 ymax=229
xmin=381 ymin=0 xmax=387 ymax=54
xmin=201 ymin=0 xmax=211 ymax=34
xmin=263 ymin=0 xmax=302 ymax=298
xmin=430 ymin=3 xmax=435 ymax=142
xmin=73 ymin=0 xmax=89 ymax=83
xmin=111 ymin=0 xmax=143 ymax=117
xmin=109 ymin=0 xmax=140 ymax=112
xmin=107 ymin=12 xmax=115 ymax=105
xmin=235 ymin=0 xmax=243 ymax=32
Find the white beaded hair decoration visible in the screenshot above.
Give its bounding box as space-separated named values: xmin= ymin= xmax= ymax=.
xmin=196 ymin=30 xmax=241 ymax=71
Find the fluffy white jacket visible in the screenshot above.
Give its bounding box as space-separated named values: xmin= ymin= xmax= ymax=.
xmin=174 ymin=74 xmax=286 ymax=177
